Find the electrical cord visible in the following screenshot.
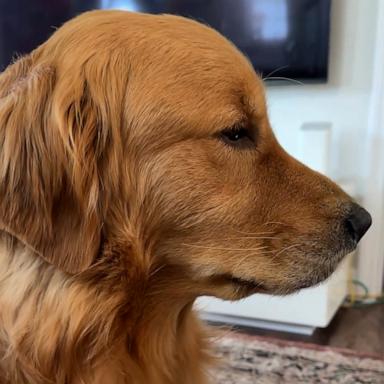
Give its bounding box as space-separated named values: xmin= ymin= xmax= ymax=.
xmin=344 ymin=279 xmax=384 ymax=307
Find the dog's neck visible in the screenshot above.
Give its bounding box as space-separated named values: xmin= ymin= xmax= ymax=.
xmin=0 ymin=236 xmax=211 ymax=384
xmin=122 ymin=265 xmax=212 ymax=384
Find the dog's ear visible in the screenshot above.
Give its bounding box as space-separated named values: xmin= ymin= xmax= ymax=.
xmin=0 ymin=54 xmax=112 ymax=274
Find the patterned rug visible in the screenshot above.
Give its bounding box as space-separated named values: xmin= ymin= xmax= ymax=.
xmin=211 ymin=332 xmax=384 ymax=384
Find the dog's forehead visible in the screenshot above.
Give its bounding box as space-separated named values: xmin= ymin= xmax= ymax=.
xmin=118 ymin=13 xmax=266 ymax=132
xmin=47 ymin=10 xmax=266 ymax=133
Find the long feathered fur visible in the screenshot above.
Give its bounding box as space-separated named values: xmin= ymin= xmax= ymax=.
xmin=0 ymin=11 xmax=213 ymax=383
xmin=0 ymin=9 xmax=360 ymax=384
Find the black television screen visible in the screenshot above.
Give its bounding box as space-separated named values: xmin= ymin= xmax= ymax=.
xmin=0 ymin=0 xmax=331 ymax=83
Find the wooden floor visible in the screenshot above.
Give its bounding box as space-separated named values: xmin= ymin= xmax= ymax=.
xmin=222 ymin=303 xmax=384 ymax=358
xmin=320 ymin=304 xmax=384 ymax=356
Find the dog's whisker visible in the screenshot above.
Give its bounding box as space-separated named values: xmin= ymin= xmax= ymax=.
xmin=263 ymin=76 xmax=304 ymax=85
xmin=181 ymin=244 xmax=270 ymax=252
xmin=149 ymin=264 xmax=166 ymax=277
xmin=233 ymin=252 xmax=252 ymax=272
xmin=262 ymin=65 xmax=290 ymax=81
xmin=224 ymin=236 xmax=281 ymax=241
xmin=262 ymin=221 xmax=287 ymax=227
xmin=232 ymin=248 xmax=278 ymax=273
xmin=272 ymin=243 xmax=301 ymax=259
xmin=232 ymin=229 xmax=275 ymax=236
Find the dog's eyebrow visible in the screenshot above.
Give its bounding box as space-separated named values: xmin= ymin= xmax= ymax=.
xmin=229 ymin=119 xmax=248 ymax=129
xmin=208 ymin=118 xmax=246 ymax=138
xmin=190 ymin=110 xmax=246 ymax=137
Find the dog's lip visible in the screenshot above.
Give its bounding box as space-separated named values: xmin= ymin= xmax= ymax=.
xmin=229 ymin=276 xmax=264 ymax=288
xmin=213 ymin=273 xmax=267 ymax=292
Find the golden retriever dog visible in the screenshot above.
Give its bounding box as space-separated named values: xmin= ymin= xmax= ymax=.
xmin=0 ymin=10 xmax=371 ymax=384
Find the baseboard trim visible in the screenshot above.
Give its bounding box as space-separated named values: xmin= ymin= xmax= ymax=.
xmin=200 ymin=311 xmax=316 ymax=336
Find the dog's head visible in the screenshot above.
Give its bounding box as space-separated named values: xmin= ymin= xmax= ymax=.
xmin=0 ymin=11 xmax=371 ymax=300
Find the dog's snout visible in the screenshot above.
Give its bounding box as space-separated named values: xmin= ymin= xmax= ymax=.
xmin=345 ymin=204 xmax=372 ymax=243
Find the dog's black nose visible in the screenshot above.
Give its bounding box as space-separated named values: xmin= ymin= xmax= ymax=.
xmin=345 ymin=204 xmax=372 ymax=243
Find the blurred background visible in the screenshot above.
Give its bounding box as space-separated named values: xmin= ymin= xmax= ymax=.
xmin=1 ymin=0 xmax=383 ymax=381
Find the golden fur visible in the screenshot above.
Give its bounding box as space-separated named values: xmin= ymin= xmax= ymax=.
xmin=0 ymin=10 xmax=367 ymax=383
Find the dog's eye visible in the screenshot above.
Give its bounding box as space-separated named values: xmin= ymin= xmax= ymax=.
xmin=219 ymin=126 xmax=254 ymax=148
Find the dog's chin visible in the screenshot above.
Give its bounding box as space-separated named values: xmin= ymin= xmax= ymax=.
xmin=205 ymin=273 xmax=269 ymax=300
xmin=208 ymin=270 xmax=332 ymax=301
xmin=204 ymin=248 xmax=353 ymax=300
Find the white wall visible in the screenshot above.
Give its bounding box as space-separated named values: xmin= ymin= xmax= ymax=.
xmin=266 ymin=0 xmax=379 ymax=195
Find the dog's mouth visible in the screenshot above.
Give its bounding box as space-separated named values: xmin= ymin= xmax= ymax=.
xmin=212 ymin=273 xmax=268 ymax=293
